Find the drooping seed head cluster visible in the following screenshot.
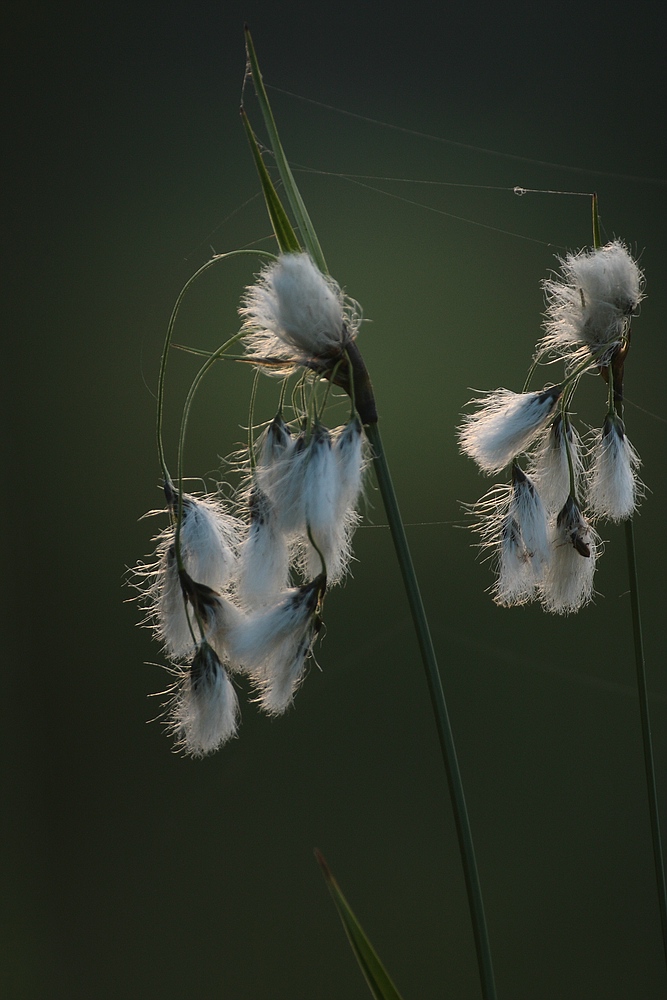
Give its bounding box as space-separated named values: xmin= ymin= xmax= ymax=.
xmin=459 ymin=241 xmax=644 ymax=614
xmin=135 ymin=253 xmax=369 ymax=755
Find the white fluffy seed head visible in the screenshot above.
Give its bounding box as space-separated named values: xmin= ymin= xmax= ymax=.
xmin=511 ymin=467 xmax=550 ymax=572
xmin=173 ymin=494 xmax=241 ymax=592
xmin=495 ymin=516 xmax=537 ymax=607
xmin=164 ymin=581 xmax=242 ymax=662
xmin=467 ymin=470 xmax=549 ymax=607
xmin=249 ymin=416 xmax=366 ymax=587
xmin=496 ymin=469 xmax=550 ymax=606
xmin=540 ymin=496 xmax=599 ymax=614
xmin=250 ymin=622 xmax=321 ymax=716
xmin=226 ymin=577 xmax=324 ymax=715
xmin=167 ymin=643 xmax=239 ymax=757
xmin=540 ymin=241 xmax=644 ymax=364
xmin=529 ymin=415 xmax=583 ymax=516
xmin=227 ymin=577 xmax=321 ymax=670
xmin=258 ymin=429 xmax=309 ymax=535
xmin=239 ymin=254 xmax=358 ymax=371
xmin=255 ymin=414 xmax=294 ymax=492
xmin=136 ymin=493 xmax=243 ymax=659
xmin=236 ymin=488 xmax=291 ymax=608
xmin=325 ymin=417 xmax=368 ymax=583
xmin=587 ymin=415 xmax=642 ymax=522
xmin=154 ymin=548 xmax=196 ymax=658
xmin=334 ymin=417 xmax=366 ymax=501
xmin=297 ymin=420 xmax=367 ymax=584
xmin=458 ymin=386 xmax=563 ymax=474
xmin=301 ymin=423 xmax=340 ymax=578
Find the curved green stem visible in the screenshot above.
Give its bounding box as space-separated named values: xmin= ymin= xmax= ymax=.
xmin=277 ymin=375 xmax=289 ymax=414
xmin=156 ymin=248 xmax=276 ymax=486
xmin=522 ymin=348 xmax=551 ymax=393
xmin=365 ymin=420 xmax=497 ymax=1000
xmin=170 ymin=330 xmax=248 ymax=656
xmin=176 ymin=331 xmax=247 ymax=505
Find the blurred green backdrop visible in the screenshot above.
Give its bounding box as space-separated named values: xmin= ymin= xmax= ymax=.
xmin=4 ymin=2 xmax=666 ymax=998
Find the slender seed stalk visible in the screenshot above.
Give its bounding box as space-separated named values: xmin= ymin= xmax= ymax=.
xmin=590 ymin=199 xmax=667 ymax=965
xmin=365 ymin=420 xmax=497 ymax=1000
xmin=591 ymin=192 xmax=601 ymax=252
xmin=558 ymin=388 xmax=579 ymax=503
xmin=240 ymin=40 xmax=495 ymax=989
xmin=171 ymin=329 xmax=247 ymax=643
xmin=247 ymin=368 xmax=261 ymax=473
xmin=176 ymin=331 xmax=247 ymax=501
xmin=157 ymin=249 xmax=275 ymax=644
xmin=612 ymin=371 xmax=667 ymax=966
xmin=624 ymin=515 xmax=667 ymax=963
xmin=521 ymin=348 xmax=550 ymax=393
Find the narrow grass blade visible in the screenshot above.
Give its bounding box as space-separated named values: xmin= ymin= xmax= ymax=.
xmin=244 ymin=26 xmax=328 ymax=274
xmin=315 ymin=850 xmax=406 ymax=1000
xmin=240 ymin=107 xmax=301 ymax=255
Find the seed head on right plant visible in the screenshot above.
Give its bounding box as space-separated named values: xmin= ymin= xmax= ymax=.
xmin=459 ymin=239 xmax=645 ymax=614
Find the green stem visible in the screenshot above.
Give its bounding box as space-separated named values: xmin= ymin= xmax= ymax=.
xmin=557 ymin=383 xmax=580 ymax=504
xmin=365 ymin=420 xmax=497 ymax=1000
xmin=247 ymin=369 xmax=261 ymax=473
xmin=173 ymin=328 xmax=247 ymax=603
xmin=521 ymin=348 xmax=550 ymax=393
xmin=624 ymin=516 xmax=667 ymax=965
xmin=591 ymin=192 xmax=601 ymax=251
xmin=176 ymin=331 xmax=247 ymax=499
xmin=613 ymin=385 xmax=667 ymax=967
xmin=590 ymin=198 xmax=667 ymax=965
xmin=561 ymin=412 xmax=577 ymax=502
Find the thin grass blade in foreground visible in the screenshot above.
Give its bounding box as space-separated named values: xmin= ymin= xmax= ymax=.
xmin=315 ymin=851 xmax=407 ymax=1000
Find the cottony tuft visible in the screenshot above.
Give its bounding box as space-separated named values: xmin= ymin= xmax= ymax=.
xmin=239 ymin=253 xmax=359 ymax=371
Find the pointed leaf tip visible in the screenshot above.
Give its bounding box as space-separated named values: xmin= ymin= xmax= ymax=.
xmin=242 ymin=31 xmax=327 ymax=273
xmin=314 ymin=848 xmax=332 ymax=880
xmin=315 ymin=852 xmax=406 ymax=1000
xmin=240 ymin=106 xmax=301 ymax=255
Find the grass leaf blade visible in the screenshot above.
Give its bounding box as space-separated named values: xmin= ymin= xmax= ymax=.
xmin=315 ymin=850 xmax=406 ymax=1000
xmin=244 ymin=26 xmax=328 ymax=273
xmin=240 ymin=107 xmax=301 ymax=255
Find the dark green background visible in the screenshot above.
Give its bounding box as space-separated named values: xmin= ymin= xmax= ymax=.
xmin=4 ymin=2 xmax=666 ymax=997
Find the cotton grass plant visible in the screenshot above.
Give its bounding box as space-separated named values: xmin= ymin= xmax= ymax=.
xmin=459 ymin=225 xmax=644 ymax=613
xmin=133 ymin=28 xmax=497 ymax=1000
xmin=459 ymin=198 xmax=667 ymax=964
xmin=132 ymin=28 xmax=665 ymax=999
